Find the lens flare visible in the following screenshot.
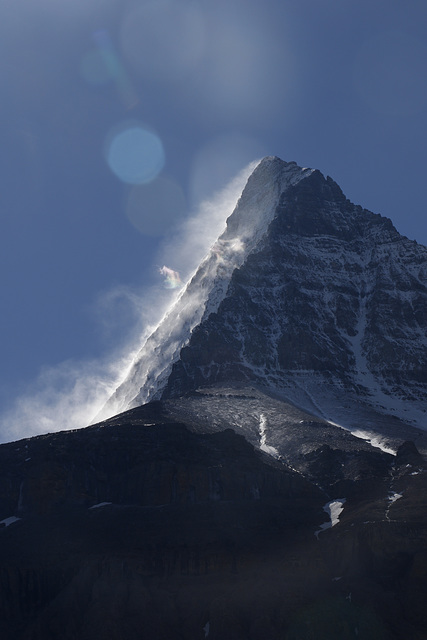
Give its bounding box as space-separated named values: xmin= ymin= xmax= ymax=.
xmin=93 ymin=30 xmax=138 ymax=109
xmin=105 ymin=124 xmax=165 ymax=185
xmin=81 ymin=30 xmax=138 ymax=109
xmin=80 ymin=50 xmax=112 ymax=85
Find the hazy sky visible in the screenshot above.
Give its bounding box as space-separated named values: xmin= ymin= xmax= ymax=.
xmin=1 ymin=0 xmax=426 ymax=441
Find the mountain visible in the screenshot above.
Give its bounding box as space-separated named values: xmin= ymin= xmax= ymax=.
xmin=0 ymin=157 xmax=426 ymax=639
xmin=101 ymin=156 xmax=427 ymax=455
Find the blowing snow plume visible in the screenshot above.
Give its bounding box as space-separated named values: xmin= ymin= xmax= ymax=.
xmin=97 ymin=157 xmax=309 ymax=419
xmin=0 ymin=161 xmax=258 ymax=443
xmin=96 ymin=160 xmax=261 ymax=421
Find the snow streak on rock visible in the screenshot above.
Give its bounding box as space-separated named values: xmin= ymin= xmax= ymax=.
xmin=259 ymin=413 xmax=279 ymax=458
xmin=0 ymin=516 xmax=21 ymax=528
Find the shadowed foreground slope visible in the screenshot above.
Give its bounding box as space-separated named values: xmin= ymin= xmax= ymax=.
xmin=0 ymin=401 xmax=426 ymax=639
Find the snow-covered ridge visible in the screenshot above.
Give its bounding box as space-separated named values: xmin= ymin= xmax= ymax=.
xmin=98 ymin=158 xmax=313 ymax=419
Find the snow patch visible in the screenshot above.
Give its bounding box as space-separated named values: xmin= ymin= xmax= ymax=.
xmin=315 ymin=499 xmax=346 ymax=538
xmin=350 ymin=429 xmax=396 ymax=456
xmin=385 ymin=491 xmax=403 ymax=521
xmin=388 ymin=492 xmax=403 ymax=505
xmin=89 ymin=502 xmax=112 ymax=509
xmin=280 ymin=377 xmax=397 ymax=455
xmin=0 ymin=516 xmax=21 ymax=528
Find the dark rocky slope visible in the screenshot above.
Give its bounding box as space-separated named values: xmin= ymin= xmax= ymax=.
xmin=0 ymin=403 xmax=426 ymax=639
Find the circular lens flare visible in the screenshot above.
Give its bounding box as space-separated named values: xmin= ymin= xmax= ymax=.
xmin=105 ymin=124 xmax=165 ymax=185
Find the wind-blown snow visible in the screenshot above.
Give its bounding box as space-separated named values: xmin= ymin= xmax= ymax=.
xmin=99 ymin=158 xmax=314 ymax=419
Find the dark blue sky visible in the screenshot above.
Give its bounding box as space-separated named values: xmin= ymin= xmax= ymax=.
xmin=1 ymin=0 xmax=426 ymax=441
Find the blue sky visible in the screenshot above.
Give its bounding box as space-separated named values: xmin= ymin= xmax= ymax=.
xmin=1 ymin=0 xmax=426 ymax=441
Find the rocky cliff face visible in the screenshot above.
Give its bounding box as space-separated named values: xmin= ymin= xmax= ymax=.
xmin=168 ymin=169 xmax=426 ymax=397
xmin=103 ymin=157 xmax=427 ymax=441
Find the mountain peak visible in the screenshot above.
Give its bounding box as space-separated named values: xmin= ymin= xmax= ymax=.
xmin=98 ymin=157 xmax=315 ymax=419
xmin=99 ymin=158 xmax=427 ymax=443
xmin=223 ymin=156 xmax=313 ymax=241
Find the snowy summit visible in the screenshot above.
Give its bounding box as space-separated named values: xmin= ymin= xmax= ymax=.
xmin=99 ymin=157 xmax=427 ymax=449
